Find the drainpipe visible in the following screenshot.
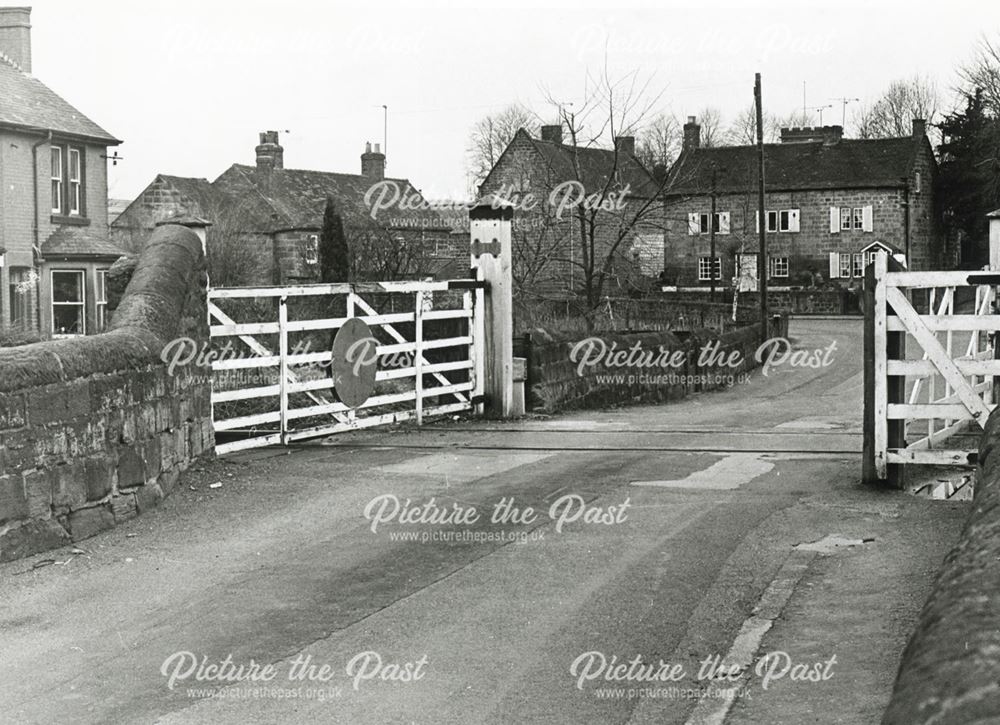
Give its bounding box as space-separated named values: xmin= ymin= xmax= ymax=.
xmin=31 ymin=130 xmax=53 ymax=250
xmin=31 ymin=131 xmax=52 ymax=334
xmin=901 ymin=175 xmax=911 ymax=265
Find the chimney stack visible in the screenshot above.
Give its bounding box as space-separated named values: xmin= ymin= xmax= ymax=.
xmin=683 ymin=116 xmax=701 ymax=152
xmin=255 ymin=130 xmax=284 ymax=171
xmin=540 ymin=124 xmax=563 ymax=145
xmin=779 ymin=125 xmax=843 ymax=145
xmin=912 ymin=118 xmax=927 ymax=139
xmin=0 ymin=7 xmax=31 ymax=72
xmin=614 ymin=136 xmax=635 ymax=158
xmin=361 ymin=141 xmax=385 ymax=181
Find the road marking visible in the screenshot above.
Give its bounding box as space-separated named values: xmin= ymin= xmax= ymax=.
xmin=681 ymin=548 xmax=816 ymax=725
xmin=630 ymin=453 xmax=775 ymax=490
xmin=680 ymin=534 xmax=872 ymax=725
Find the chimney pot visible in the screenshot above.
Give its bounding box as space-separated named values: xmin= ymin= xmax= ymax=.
xmin=540 ymin=125 xmax=563 ymax=145
xmin=255 ymin=130 xmax=284 ymax=180
xmin=0 ymin=7 xmax=31 ymax=73
xmin=361 ymin=141 xmax=386 ymax=181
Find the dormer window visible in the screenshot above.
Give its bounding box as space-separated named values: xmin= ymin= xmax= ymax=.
xmin=51 ymin=144 xmax=86 ymax=220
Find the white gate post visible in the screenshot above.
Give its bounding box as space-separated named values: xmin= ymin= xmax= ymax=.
xmin=470 ymin=195 xmax=514 ymax=417
xmin=988 ymin=211 xmax=1000 ymax=270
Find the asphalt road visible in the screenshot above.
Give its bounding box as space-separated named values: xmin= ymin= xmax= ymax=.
xmin=0 ymin=318 xmax=967 ymax=724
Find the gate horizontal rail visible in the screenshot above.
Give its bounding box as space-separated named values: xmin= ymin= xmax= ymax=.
xmin=864 ymin=251 xmax=998 ymax=485
xmin=208 ymin=279 xmax=487 ymax=455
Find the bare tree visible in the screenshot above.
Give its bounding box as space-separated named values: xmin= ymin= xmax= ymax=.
xmin=543 ymin=67 xmax=670 ymax=319
xmin=636 ymin=112 xmax=681 ymax=168
xmin=348 ymin=225 xmax=427 ymax=282
xmin=467 ymin=103 xmax=539 ymax=192
xmin=959 ymin=34 xmax=1000 ymax=117
xmin=852 ymin=76 xmax=940 ymax=139
xmin=723 ymin=105 xmax=814 ymax=146
xmin=697 ymin=106 xmax=724 ymax=148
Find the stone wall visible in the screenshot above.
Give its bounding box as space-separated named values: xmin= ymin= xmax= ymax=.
xmin=661 ymin=288 xmax=849 ymax=315
xmin=0 ymin=224 xmax=212 ymax=562
xmin=517 ymin=315 xmax=788 ymax=413
xmin=882 ymin=407 xmax=1000 ymax=722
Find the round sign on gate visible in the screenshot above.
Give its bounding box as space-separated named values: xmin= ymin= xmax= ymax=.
xmin=330 ymin=318 xmax=378 ymax=409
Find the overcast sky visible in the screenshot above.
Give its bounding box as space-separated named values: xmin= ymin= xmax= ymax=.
xmin=25 ymin=0 xmax=1000 ymax=202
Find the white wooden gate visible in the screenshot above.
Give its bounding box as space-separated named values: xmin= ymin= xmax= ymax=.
xmin=864 ymin=252 xmax=1000 ymax=484
xmin=207 ymin=279 xmax=486 ymax=455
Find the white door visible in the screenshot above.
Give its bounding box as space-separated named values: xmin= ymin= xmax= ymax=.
xmin=737 ymin=254 xmax=758 ymax=292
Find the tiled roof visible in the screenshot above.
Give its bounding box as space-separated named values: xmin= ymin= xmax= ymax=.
xmin=41 ymin=227 xmax=126 ymax=259
xmin=665 ymin=137 xmax=923 ymax=195
xmin=0 ymin=57 xmax=120 ymax=143
xmin=528 ymin=134 xmax=659 ymax=198
xmin=214 ymin=165 xmax=452 ymax=232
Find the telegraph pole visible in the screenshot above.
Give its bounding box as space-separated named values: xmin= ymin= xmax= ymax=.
xmin=755 ymin=73 xmax=768 ymax=344
xmin=709 ymin=166 xmax=717 ymax=302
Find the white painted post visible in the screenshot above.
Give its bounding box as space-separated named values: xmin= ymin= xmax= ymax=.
xmin=873 ymin=252 xmax=888 ymax=481
xmin=989 ymin=211 xmax=1000 ymax=270
xmin=279 ymin=295 xmax=289 ymax=445
xmin=415 ymin=289 xmax=424 ymax=425
xmin=469 ymin=195 xmax=514 ymax=418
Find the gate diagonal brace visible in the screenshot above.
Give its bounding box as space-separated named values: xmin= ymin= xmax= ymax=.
xmin=886 ymin=286 xmax=993 ymax=424
xmin=471 ymin=239 xmax=501 ymax=258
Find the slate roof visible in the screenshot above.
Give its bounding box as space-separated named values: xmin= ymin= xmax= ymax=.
xmin=526 ymin=132 xmax=659 ymax=198
xmin=41 ymin=227 xmax=126 ymax=259
xmin=0 ymin=56 xmax=120 ymax=144
xmin=665 ymin=137 xmax=923 ymax=195
xmin=213 ymin=165 xmax=452 ymax=232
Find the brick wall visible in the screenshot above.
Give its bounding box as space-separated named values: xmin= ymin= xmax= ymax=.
xmin=518 ymin=315 xmax=787 ymax=413
xmin=0 ymin=224 xmax=212 ymax=562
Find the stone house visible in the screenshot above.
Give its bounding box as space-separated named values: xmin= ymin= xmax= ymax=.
xmin=0 ymin=7 xmax=123 ymax=337
xmin=478 ymin=125 xmax=665 ymax=298
xmin=112 ymin=132 xmax=459 ymax=286
xmin=662 ymin=116 xmax=943 ymax=290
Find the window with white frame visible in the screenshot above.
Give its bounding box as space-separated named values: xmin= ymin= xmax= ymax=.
xmin=8 ymin=267 xmax=34 ymax=328
xmin=853 ymin=207 xmax=864 ymax=231
xmin=51 ymin=146 xmax=63 ymax=214
xmin=96 ymin=268 xmax=108 ymax=332
xmin=839 ymin=254 xmax=852 ymax=278
xmin=769 ymin=256 xmax=789 ymax=278
xmin=68 ymin=148 xmax=82 ymax=215
xmin=852 ymin=253 xmax=864 ymax=278
xmin=778 ymin=210 xmax=793 ymax=232
xmin=690 ymin=212 xmax=730 ymax=235
xmin=51 ymin=144 xmax=86 ymax=218
xmin=760 ymin=209 xmax=799 ymax=232
xmin=51 ymin=270 xmax=85 ymax=336
xmin=698 ymin=256 xmax=722 ymax=281
xmin=840 ymin=207 xmax=851 ymax=231
xmin=304 ymin=234 xmax=319 ymax=265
